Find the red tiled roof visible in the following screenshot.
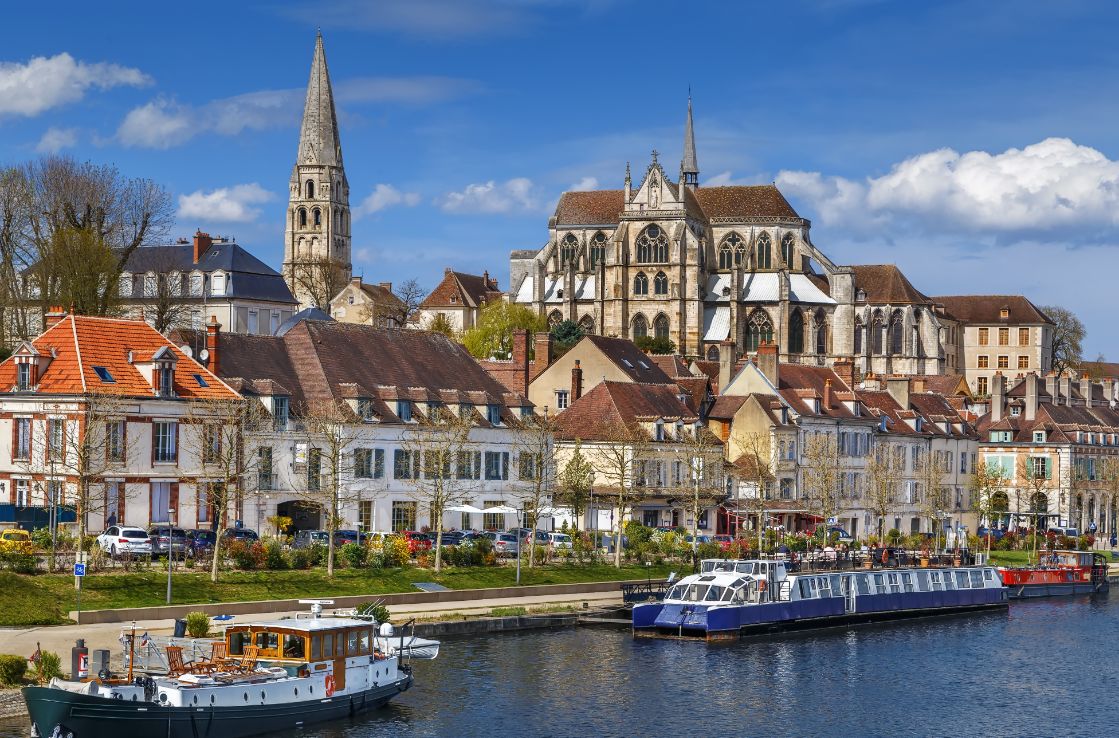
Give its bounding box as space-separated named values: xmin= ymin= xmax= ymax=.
xmin=584 ymin=335 xmax=674 ymax=384
xmin=0 ymin=315 xmax=236 ymax=399
xmin=554 ymin=381 xmax=699 ymax=441
xmin=420 ymin=270 xmax=503 ymax=310
xmin=930 ymin=295 xmax=1053 ymax=325
xmin=850 ymin=265 xmax=931 ymax=305
xmin=553 ymin=184 xmax=801 ymax=226
xmin=555 ymin=190 xmax=625 ymax=225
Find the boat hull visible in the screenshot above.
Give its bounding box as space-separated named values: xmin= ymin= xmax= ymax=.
xmin=1004 ymin=581 xmax=1107 ymax=599
xmin=22 ymin=674 xmax=412 ymax=738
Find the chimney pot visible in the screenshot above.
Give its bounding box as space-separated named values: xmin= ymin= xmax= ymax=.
xmin=205 ymin=316 xmax=222 ymax=374
xmin=533 ymin=331 xmax=553 ymax=376
xmin=571 ymin=359 xmax=584 ymax=401
xmin=193 ymin=230 xmax=213 ymax=264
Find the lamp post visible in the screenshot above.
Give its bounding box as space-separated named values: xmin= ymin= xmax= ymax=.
xmin=166 ymin=508 xmax=175 ymax=605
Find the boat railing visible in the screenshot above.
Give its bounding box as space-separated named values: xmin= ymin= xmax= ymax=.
xmin=120 ymin=632 xmax=222 ymax=674
xmin=621 ymin=580 xmax=672 ymax=604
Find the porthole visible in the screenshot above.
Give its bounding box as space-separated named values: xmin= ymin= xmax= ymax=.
xmin=261 ymin=690 xmax=266 ymax=701
xmin=158 ymin=692 xmax=168 ymax=703
xmin=294 ymin=687 xmax=299 ymax=697
xmin=210 ymin=695 xmax=215 ymax=704
xmin=192 ymin=695 xmax=198 ymax=705
xmin=243 ymin=692 xmax=249 ymax=702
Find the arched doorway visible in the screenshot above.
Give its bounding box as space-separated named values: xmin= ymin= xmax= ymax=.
xmin=991 ymin=491 xmax=1010 ymax=528
xmin=277 ymin=500 xmax=322 ymax=532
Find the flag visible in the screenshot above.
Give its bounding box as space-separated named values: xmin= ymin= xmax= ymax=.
xmin=29 ymin=647 xmax=40 ymax=665
xmin=140 ymin=632 xmax=151 ymax=648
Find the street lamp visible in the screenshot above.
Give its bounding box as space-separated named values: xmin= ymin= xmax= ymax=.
xmin=166 ymin=508 xmax=175 ymax=605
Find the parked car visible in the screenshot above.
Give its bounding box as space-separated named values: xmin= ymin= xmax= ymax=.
xmin=683 ymin=534 xmax=712 ymax=545
xmin=1047 ymin=526 xmax=1080 ymax=538
xmin=490 ymin=532 xmax=521 ymax=556
xmin=291 ymin=530 xmax=330 ymax=549
xmin=435 ymin=531 xmax=465 ymax=546
xmin=333 ymin=529 xmax=364 ymax=547
xmin=827 ymin=526 xmax=855 ymax=544
xmin=593 ymin=532 xmax=628 ymax=553
xmin=185 ymin=528 xmax=216 ymax=557
xmin=146 ymin=526 xmax=190 ymax=558
xmin=977 ymin=526 xmax=1007 ymax=541
xmin=0 ymin=528 xmax=33 ymax=554
xmin=221 ymin=527 xmax=260 ymax=543
xmin=97 ymin=526 xmax=153 ymax=557
xmin=509 ymin=528 xmax=550 ymax=544
xmin=547 ymin=532 xmax=573 ymax=550
xmin=400 ymin=531 xmax=432 ymax=554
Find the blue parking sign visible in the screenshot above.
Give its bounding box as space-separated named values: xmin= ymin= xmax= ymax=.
xmin=73 ymin=563 xmax=86 ymax=577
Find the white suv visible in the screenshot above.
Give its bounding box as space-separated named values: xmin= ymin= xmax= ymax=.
xmin=97 ymin=526 xmax=153 ymax=557
xmin=548 ymin=532 xmax=573 ymax=550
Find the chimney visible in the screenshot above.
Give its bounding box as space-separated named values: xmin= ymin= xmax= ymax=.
xmin=350 ymin=276 xmax=362 ymax=288
xmin=571 ymin=359 xmax=584 ymax=401
xmin=1045 ymin=372 xmax=1058 ymax=401
xmin=718 ymin=340 xmax=735 ymax=393
xmin=533 ymin=331 xmax=553 ymax=376
xmin=1080 ymin=373 xmax=1093 ymax=408
xmin=991 ymin=372 xmax=1005 ymax=422
xmin=483 ymin=270 xmax=491 ymax=288
xmin=756 ymin=341 xmax=779 ymax=387
xmin=912 ymin=377 xmax=926 ymax=394
xmin=193 ymin=230 xmax=213 ymax=264
xmin=1059 ymin=373 xmax=1072 ymax=407
xmin=511 ymin=329 xmax=529 ymax=393
xmin=1024 ymin=372 xmax=1038 ymax=421
xmin=378 ymin=282 xmax=392 ymax=292
xmin=823 ymin=378 xmax=832 ymax=410
xmin=886 ymin=375 xmax=910 ymax=410
xmin=832 ymin=358 xmax=854 ymax=390
xmin=44 ymin=305 xmax=67 ymax=330
xmin=205 ymin=316 xmax=221 ymax=374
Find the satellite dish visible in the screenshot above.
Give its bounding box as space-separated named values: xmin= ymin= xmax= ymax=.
xmin=180 ymin=345 xmax=193 ymax=358
xmin=199 ymin=349 xmax=210 ymax=362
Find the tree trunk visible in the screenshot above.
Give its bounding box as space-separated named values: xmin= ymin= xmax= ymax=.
xmin=528 ymin=515 xmax=537 ymax=569
xmin=613 ymin=499 xmax=623 ymax=568
xmin=434 ymin=527 xmax=443 ymax=573
xmin=210 ymin=503 xmax=223 ymax=583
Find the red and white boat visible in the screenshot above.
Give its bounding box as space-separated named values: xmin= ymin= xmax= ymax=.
xmin=997 ymin=550 xmax=1110 ymax=598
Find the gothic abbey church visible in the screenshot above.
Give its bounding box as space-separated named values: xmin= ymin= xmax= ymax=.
xmin=509 ymin=99 xmax=945 ymax=375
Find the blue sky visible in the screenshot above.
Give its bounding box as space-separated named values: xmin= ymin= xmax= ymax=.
xmin=4 ymin=0 xmax=1119 ymax=355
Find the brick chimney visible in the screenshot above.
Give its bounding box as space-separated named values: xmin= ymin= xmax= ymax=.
xmin=991 ymin=371 xmax=1005 ymax=422
xmin=886 ymin=375 xmax=910 ymax=410
xmin=571 ymin=359 xmax=584 ymax=401
xmin=378 ymin=282 xmax=392 ymax=292
xmin=350 ymin=276 xmax=362 ymax=288
xmin=511 ymin=329 xmax=529 ymax=393
xmin=44 ymin=305 xmax=67 ymax=330
xmin=205 ymin=316 xmax=221 ymax=374
xmin=533 ymin=331 xmax=553 ymax=375
xmin=823 ymin=378 xmax=832 ymax=410
xmin=193 ymin=230 xmax=213 ymax=264
xmin=832 ymin=358 xmax=855 ymax=390
xmin=1024 ymin=371 xmax=1038 ymax=421
xmin=755 ymin=341 xmax=779 ymax=387
xmin=1080 ymin=373 xmax=1093 ymax=408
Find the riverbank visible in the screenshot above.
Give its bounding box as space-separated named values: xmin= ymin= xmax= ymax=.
xmin=0 ymin=691 xmax=21 ymax=721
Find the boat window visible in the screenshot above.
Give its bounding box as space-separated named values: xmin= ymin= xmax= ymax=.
xmin=347 ymin=630 xmax=360 ymax=655
xmin=283 ymin=634 xmax=305 ymax=659
xmin=704 ymin=586 xmax=725 ymax=602
xmin=916 ymin=571 xmax=930 ymax=592
xmin=229 ymin=630 xmax=250 ymax=655
xmin=983 ymin=569 xmax=994 ymax=581
xmin=360 ymin=629 xmax=371 ymax=654
xmin=799 ymin=579 xmax=812 ymax=599
xmin=666 ymin=584 xmax=684 ymax=600
xmin=736 ymin=563 xmax=753 ymax=574
xmin=816 ymin=577 xmax=830 ymax=596
xmin=701 ymin=561 xmax=716 ymax=573
xmin=901 ymin=572 xmax=914 ymax=593
xmin=323 ymin=633 xmax=334 ymax=659
xmin=969 ymin=570 xmax=984 ymax=588
xmin=255 ymin=631 xmax=279 ymax=653
xmin=955 ymin=571 xmax=970 ymax=589
xmin=930 ymin=571 xmax=943 ymax=591
xmin=311 ymin=635 xmax=322 ymax=661
xmin=830 ymin=575 xmax=843 ymax=595
xmin=942 ymin=572 xmax=955 ymax=590
xmin=873 ymin=573 xmax=887 ymax=595
xmin=856 ymin=575 xmax=871 ymax=595
xmin=731 ymin=577 xmax=748 ymax=589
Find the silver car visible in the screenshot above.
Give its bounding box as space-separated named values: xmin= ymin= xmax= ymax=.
xmin=97 ymin=526 xmax=153 ymax=557
xmin=146 ymin=526 xmax=190 ymax=558
xmin=548 ymin=532 xmax=573 ymax=550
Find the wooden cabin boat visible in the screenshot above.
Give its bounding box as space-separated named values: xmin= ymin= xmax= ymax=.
xmin=997 ymin=550 xmax=1110 ymax=598
xmin=24 ymin=601 xmax=436 ymax=738
xmin=632 ymin=559 xmax=1008 ymax=641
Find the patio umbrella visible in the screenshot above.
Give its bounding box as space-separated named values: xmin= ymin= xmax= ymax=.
xmin=446 ymin=504 xmax=486 ymax=514
xmin=480 ymin=505 xmax=519 ymax=515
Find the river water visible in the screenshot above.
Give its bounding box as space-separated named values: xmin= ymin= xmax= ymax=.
xmin=3 ymin=596 xmax=1115 ymax=737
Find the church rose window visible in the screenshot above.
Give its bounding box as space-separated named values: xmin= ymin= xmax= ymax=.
xmin=756 ymin=233 xmax=772 ymax=269
xmin=633 ymin=272 xmax=649 ymax=295
xmin=653 ymin=272 xmax=668 ymax=295
xmin=636 ymin=225 xmax=668 ymax=263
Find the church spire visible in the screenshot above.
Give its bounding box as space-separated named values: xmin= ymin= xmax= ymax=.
xmin=680 ymin=92 xmax=699 ymax=189
xmin=297 ymin=31 xmax=343 ymax=167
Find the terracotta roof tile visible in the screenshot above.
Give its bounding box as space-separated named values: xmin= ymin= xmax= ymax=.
xmin=554 ymin=381 xmax=700 ymax=441
xmin=850 ymin=265 xmax=931 ymax=305
xmin=694 ymin=185 xmax=800 ymax=219
xmin=930 ymin=295 xmax=1052 ymax=325
xmin=555 ymin=190 xmax=625 ymax=225
xmin=584 ymin=335 xmax=674 ymax=384
xmin=420 ymin=270 xmax=503 ymax=310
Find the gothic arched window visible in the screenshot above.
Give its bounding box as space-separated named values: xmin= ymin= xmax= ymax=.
xmin=889 ymin=311 xmax=904 ymax=355
xmin=718 ymin=233 xmax=745 ymax=270
xmin=745 ymin=310 xmax=773 ymax=352
xmin=298 ymin=208 xmax=307 ymax=227
xmin=313 ymin=208 xmax=322 ymax=227
xmin=872 ymin=312 xmax=885 ymax=355
xmin=854 ymin=317 xmax=864 ymax=354
xmin=653 ymin=314 xmax=670 ymax=340
xmin=635 ymin=225 xmax=668 ymax=263
xmin=334 ymin=208 xmax=341 ymax=231
xmin=632 ymin=314 xmax=649 ymax=339
xmin=706 ymin=345 xmax=720 ymax=362
xmin=589 ymin=232 xmax=607 ymax=268
xmin=633 ymin=272 xmax=649 ymax=295
xmin=578 ymin=314 xmax=595 ymax=335
xmin=782 ymin=233 xmax=795 ymax=266
xmin=814 ymin=309 xmax=827 ymax=355
xmin=653 ymin=271 xmax=668 ymax=295
xmin=306 ymin=180 xmax=315 ymax=199
xmin=756 ymin=232 xmax=772 ymax=269
xmin=560 ymin=233 xmax=578 ymax=268
xmin=789 ymin=310 xmax=805 ymax=354
xmin=548 ymin=310 xmax=563 ymax=327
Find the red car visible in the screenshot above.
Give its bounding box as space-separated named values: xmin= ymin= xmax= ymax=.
xmin=401 ymin=531 xmax=432 ymax=554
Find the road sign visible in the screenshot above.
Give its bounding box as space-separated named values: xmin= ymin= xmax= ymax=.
xmin=827 ymin=517 xmax=838 ymax=525
xmin=73 ymin=563 xmax=86 ymax=577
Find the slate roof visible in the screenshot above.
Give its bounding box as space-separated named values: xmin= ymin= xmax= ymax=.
xmin=0 ymin=314 xmax=236 ymax=399
xmin=122 ymin=242 xmax=297 ymax=304
xmin=583 ymin=335 xmax=674 ymax=384
xmin=850 ymin=265 xmax=931 ymax=305
xmin=930 ymin=295 xmax=1053 ymax=325
xmin=554 ymin=381 xmax=702 ymax=442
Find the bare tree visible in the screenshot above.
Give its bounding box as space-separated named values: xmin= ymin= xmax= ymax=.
xmin=673 ymin=423 xmax=726 ymax=562
xmin=1017 ymin=453 xmax=1055 ymax=560
xmin=399 ymin=411 xmax=476 ymax=572
xmin=508 ymin=414 xmax=555 ymax=568
xmin=364 ymin=278 xmax=425 ymax=328
xmin=184 ymin=397 xmax=267 ymax=582
xmin=971 ymin=458 xmax=1009 ymax=557
xmin=916 ymin=448 xmax=948 ymax=551
xmin=0 ymin=166 xmax=34 ymax=342
xmin=556 ymin=441 xmax=594 ymax=531
xmin=288 ymin=399 xmax=364 ymax=577
xmin=734 ymin=431 xmax=776 ymax=552
xmin=801 ymin=432 xmax=840 ymax=546
xmin=287 ymin=256 xmax=349 ymax=311
xmin=1041 ymin=304 xmax=1084 ymax=376
xmin=866 ymin=442 xmax=902 ymax=540
xmin=585 ymin=421 xmax=651 ymax=568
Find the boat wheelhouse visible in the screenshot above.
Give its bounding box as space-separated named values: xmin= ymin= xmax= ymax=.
xmin=24 ymin=603 xmax=435 ymax=738
xmin=633 ymin=559 xmax=1008 ymax=641
xmin=997 ymin=550 xmax=1110 ymax=598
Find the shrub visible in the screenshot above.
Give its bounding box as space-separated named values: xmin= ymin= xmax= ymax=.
xmin=416 ymin=553 xmax=433 ymax=569
xmin=696 ymin=541 xmax=721 ymax=560
xmin=382 ymin=536 xmax=410 ymax=567
xmin=263 ymin=540 xmax=289 ymax=570
xmin=624 ymin=521 xmax=654 ymax=546
xmin=185 ymin=612 xmax=210 ymax=639
xmin=289 ymin=547 xmax=315 ymax=570
xmin=0 ymin=551 xmax=37 ymax=574
xmin=885 ymin=528 xmax=902 ymax=546
xmin=340 ymin=542 xmax=366 ymax=569
xmin=490 ymin=606 xmax=527 ymax=617
xmin=0 ymin=654 xmax=27 ymax=686
xmin=29 ymin=651 xmax=62 ymax=684
xmin=228 ymin=540 xmax=265 ymax=570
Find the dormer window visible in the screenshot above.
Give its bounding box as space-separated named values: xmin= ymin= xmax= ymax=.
xmin=144 ymin=273 xmax=157 ymax=298
xmin=1000 ymin=308 xmax=1009 ymax=319
xmin=1010 ymin=406 xmax=1020 ymax=417
xmin=119 ymin=274 xmax=133 ymax=297
xmin=358 ymin=398 xmax=375 ymax=420
xmin=16 ymin=363 xmax=31 ymax=391
xmin=397 ymin=401 xmax=413 ymax=422
xmin=879 ymin=417 xmax=888 ymax=432
xmin=211 ymin=273 xmax=226 ymax=296
xmin=93 ymin=366 xmax=115 ymax=383
xmin=654 ymin=420 xmax=665 ymax=442
xmin=157 ymin=363 xmax=175 ymax=397
xmin=272 ymin=396 xmax=290 ymax=431
xmin=487 ymin=405 xmax=502 ymax=425
xmin=914 ymin=417 xmax=923 ymax=432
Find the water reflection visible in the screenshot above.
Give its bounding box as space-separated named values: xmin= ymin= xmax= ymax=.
xmin=2 ymin=597 xmax=1116 ymax=737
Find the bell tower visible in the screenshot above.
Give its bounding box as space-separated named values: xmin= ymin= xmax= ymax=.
xmin=283 ymin=32 xmax=351 ymax=309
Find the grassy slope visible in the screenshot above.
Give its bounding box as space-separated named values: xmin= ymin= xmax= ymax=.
xmin=14 ymin=563 xmax=675 ymax=623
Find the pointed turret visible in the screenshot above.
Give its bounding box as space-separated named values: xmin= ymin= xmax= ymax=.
xmin=681 ymin=93 xmax=699 ymax=189
xmin=297 ymin=32 xmax=343 ymax=167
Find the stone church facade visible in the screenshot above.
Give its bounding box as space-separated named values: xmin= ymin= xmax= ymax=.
xmin=510 ymin=99 xmax=944 ymax=375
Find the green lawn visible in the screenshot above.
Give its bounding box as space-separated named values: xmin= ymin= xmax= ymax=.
xmin=8 ymin=562 xmax=676 ymax=625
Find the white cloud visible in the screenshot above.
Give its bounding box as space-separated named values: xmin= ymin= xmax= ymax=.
xmin=0 ymin=52 xmax=150 ymax=118
xmin=777 ymin=137 xmax=1119 ymax=237
xmin=177 ymin=183 xmax=275 ymax=223
xmin=356 ymin=184 xmax=421 ymax=217
xmin=568 ymin=176 xmax=598 ymax=191
xmin=116 ymin=99 xmax=193 ymax=149
xmin=337 ymin=76 xmax=482 ymax=105
xmin=439 ymin=177 xmax=539 ymax=214
xmin=35 ymin=127 xmax=78 ymax=154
